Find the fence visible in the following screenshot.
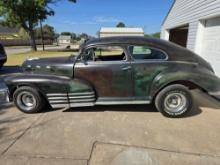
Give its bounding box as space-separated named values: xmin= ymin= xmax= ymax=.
xmin=0 ymin=39 xmax=53 ymax=46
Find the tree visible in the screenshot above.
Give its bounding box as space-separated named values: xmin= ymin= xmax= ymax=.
xmin=116 ymin=22 xmax=126 ymax=28
xmin=71 ymin=33 xmax=77 ymax=40
xmin=0 ymin=0 xmax=76 ymax=51
xmin=18 ymin=28 xmax=30 ymax=39
xmin=79 ymin=33 xmax=89 ymax=40
xmin=61 ymin=32 xmax=72 ymax=36
xmin=150 ymin=32 xmax=160 ymax=38
xmin=35 ymin=24 xmax=55 ymax=40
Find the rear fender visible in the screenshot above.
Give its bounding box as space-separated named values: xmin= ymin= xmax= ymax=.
xmin=150 ymin=70 xmax=220 ymax=99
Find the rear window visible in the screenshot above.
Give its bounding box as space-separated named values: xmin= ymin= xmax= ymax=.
xmin=129 ymin=46 xmax=167 ymax=60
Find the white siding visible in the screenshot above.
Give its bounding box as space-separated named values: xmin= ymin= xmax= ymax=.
xmin=99 ymin=28 xmax=145 ymax=38
xmin=201 ymin=17 xmax=220 ymax=76
xmin=100 ymin=32 xmax=144 ymax=38
xmin=161 ymin=0 xmax=220 ymax=52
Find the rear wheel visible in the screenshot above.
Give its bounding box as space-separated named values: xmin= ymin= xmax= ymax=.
xmin=13 ymin=86 xmax=46 ymax=113
xmin=155 ymin=84 xmax=193 ymax=118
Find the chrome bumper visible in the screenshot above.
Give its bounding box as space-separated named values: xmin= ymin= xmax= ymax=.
xmin=208 ymin=92 xmax=220 ymax=101
xmin=0 ymin=84 xmax=9 ymax=104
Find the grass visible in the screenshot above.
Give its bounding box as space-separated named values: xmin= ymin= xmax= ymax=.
xmin=5 ymin=51 xmax=77 ymax=66
xmin=5 ymin=49 xmax=123 ymax=66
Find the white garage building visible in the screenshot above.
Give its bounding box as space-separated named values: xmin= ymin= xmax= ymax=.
xmin=99 ymin=27 xmax=144 ymax=38
xmin=161 ymin=0 xmax=220 ymax=76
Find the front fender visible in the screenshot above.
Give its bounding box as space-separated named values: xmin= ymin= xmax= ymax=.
xmin=150 ymin=70 xmax=220 ymax=99
xmin=3 ymin=73 xmax=94 ymax=99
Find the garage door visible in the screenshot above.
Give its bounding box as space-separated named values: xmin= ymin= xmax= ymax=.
xmin=201 ymin=17 xmax=220 ymax=77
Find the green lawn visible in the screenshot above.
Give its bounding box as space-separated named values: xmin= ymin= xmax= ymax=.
xmin=6 ymin=51 xmax=77 ymax=66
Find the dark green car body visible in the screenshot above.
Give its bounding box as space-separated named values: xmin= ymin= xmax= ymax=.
xmin=3 ymin=37 xmax=220 ymax=109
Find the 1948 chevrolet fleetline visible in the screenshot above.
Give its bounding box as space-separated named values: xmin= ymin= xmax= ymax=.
xmin=1 ymin=36 xmax=220 ymax=117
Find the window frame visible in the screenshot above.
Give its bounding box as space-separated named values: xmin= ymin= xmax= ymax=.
xmin=128 ymin=45 xmax=169 ymax=61
xmin=82 ymin=44 xmax=129 ymax=63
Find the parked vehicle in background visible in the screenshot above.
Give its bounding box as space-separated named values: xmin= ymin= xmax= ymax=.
xmin=0 ymin=80 xmax=9 ymax=104
xmin=0 ymin=43 xmax=7 ymax=68
xmin=2 ymin=36 xmax=220 ymax=118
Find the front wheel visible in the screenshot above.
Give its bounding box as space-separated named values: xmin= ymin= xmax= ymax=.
xmin=13 ymin=86 xmax=46 ymax=113
xmin=155 ymin=84 xmax=193 ymax=118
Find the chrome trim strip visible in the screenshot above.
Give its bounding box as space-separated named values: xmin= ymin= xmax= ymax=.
xmin=68 ymin=95 xmax=95 ymax=99
xmin=170 ymin=61 xmax=198 ymax=65
xmin=69 ymin=103 xmax=95 ymax=107
xmin=47 ymin=92 xmax=95 ymax=97
xmin=96 ymin=100 xmax=151 ymax=105
xmin=47 ymin=93 xmax=67 ymax=97
xmin=68 ymin=92 xmax=95 ymax=96
xmin=48 ymin=97 xmax=68 ymax=100
xmin=49 ymin=98 xmax=95 ymax=104
xmin=50 ymin=104 xmax=69 ymax=109
xmin=49 ymin=100 xmax=69 ymax=104
xmin=208 ymin=92 xmax=220 ymax=96
xmin=69 ymin=98 xmax=96 ymax=103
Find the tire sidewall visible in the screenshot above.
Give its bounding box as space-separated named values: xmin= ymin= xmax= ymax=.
xmin=155 ymin=85 xmax=193 ymax=118
xmin=13 ymin=87 xmax=44 ymax=113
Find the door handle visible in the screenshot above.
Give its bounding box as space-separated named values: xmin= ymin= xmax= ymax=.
xmin=121 ymin=66 xmax=131 ymax=71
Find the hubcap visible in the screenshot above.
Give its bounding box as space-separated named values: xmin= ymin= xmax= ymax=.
xmin=17 ymin=91 xmax=37 ymax=111
xmin=164 ymin=93 xmax=187 ymax=114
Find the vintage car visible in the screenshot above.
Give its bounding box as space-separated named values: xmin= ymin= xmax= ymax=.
xmin=0 ymin=43 xmax=7 ymax=69
xmin=1 ymin=36 xmax=220 ymax=117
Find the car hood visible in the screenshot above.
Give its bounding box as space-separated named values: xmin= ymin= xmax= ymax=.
xmin=22 ymin=56 xmax=76 ymax=77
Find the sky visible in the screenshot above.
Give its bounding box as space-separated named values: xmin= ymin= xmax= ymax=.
xmin=45 ymin=0 xmax=174 ymax=36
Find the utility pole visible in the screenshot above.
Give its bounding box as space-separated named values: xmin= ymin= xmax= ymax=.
xmin=40 ymin=19 xmax=45 ymax=51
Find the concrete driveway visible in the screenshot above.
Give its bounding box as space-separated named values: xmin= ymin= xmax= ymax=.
xmin=0 ymin=90 xmax=220 ymax=165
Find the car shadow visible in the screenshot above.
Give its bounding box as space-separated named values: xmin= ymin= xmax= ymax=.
xmin=63 ymin=103 xmax=203 ymax=118
xmin=0 ymin=103 xmax=14 ymax=111
xmin=62 ymin=90 xmax=220 ymax=118
xmin=0 ymin=104 xmax=26 ymax=140
xmin=192 ymin=90 xmax=220 ymax=110
xmin=65 ymin=104 xmax=157 ymax=113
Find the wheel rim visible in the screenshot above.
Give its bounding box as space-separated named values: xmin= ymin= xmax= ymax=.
xmin=17 ymin=91 xmax=37 ymax=111
xmin=164 ymin=92 xmax=187 ymax=114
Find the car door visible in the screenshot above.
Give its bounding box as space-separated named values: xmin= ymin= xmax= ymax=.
xmin=74 ymin=45 xmax=133 ymax=101
xmin=128 ymin=45 xmax=168 ymax=100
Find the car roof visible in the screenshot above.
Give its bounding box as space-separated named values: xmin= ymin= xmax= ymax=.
xmin=85 ymin=36 xmax=168 ymax=47
xmin=84 ymin=36 xmax=187 ymax=55
xmin=82 ymin=36 xmax=199 ymax=62
xmin=80 ymin=36 xmax=210 ymax=68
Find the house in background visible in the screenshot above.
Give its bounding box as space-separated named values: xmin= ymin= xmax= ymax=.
xmin=161 ymin=0 xmax=220 ymax=76
xmin=99 ymin=27 xmax=144 ymax=38
xmin=58 ymin=35 xmax=71 ymax=45
xmin=0 ymin=26 xmax=19 ymax=39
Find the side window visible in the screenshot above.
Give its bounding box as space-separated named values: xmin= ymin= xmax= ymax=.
xmin=129 ymin=46 xmax=167 ymax=60
xmin=85 ymin=46 xmax=126 ymax=61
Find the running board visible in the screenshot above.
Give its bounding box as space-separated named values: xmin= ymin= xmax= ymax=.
xmin=47 ymin=92 xmax=151 ymax=109
xmin=95 ymin=100 xmax=151 ymax=105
